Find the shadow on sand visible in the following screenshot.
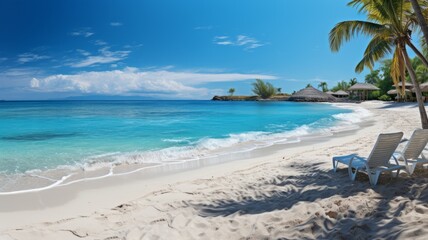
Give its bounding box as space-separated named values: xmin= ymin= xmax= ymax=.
xmin=192 ymin=161 xmax=428 ymax=239
xmin=379 ymin=102 xmax=419 ymax=109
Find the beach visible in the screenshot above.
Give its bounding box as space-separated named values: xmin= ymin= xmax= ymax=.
xmin=1 ymin=101 xmax=428 ymax=239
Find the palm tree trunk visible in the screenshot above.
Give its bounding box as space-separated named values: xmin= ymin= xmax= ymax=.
xmin=407 ymin=40 xmax=428 ymax=68
xmin=402 ymin=45 xmax=428 ymax=129
xmin=409 ymin=0 xmax=428 ymax=46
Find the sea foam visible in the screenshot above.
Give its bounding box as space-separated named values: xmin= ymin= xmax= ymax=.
xmin=0 ymin=102 xmax=372 ymax=194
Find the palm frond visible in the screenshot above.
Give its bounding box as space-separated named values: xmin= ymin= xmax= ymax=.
xmin=390 ymin=47 xmax=406 ymax=96
xmin=355 ymin=35 xmax=393 ymax=72
xmin=329 ymin=20 xmax=385 ymax=52
xmin=347 ymin=0 xmax=370 ymax=13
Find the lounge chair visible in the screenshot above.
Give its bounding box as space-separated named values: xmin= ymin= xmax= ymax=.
xmin=332 ymin=132 xmax=404 ymax=186
xmin=394 ymin=129 xmax=428 ymax=175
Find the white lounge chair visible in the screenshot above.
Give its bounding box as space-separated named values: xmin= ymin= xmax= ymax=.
xmin=394 ymin=129 xmax=428 ymax=175
xmin=332 ymin=132 xmax=404 ymax=186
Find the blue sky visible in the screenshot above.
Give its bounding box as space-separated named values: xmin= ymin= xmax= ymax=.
xmin=0 ymin=0 xmax=375 ymax=100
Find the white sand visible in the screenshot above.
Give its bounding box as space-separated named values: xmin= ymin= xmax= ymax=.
xmin=1 ymin=101 xmax=428 ymax=239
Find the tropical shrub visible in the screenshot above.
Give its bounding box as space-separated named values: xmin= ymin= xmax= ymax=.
xmin=252 ymin=79 xmax=276 ymax=99
xmin=378 ymin=94 xmax=392 ymax=101
xmin=330 ymin=80 xmax=350 ymax=92
xmin=370 ymin=90 xmax=381 ymax=99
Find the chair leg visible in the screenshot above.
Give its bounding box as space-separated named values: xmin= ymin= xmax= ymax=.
xmin=407 ymin=163 xmax=417 ymax=175
xmin=332 ymin=159 xmax=339 ymax=172
xmin=391 ymin=169 xmax=400 ymax=178
xmin=368 ymin=171 xmax=381 ymax=186
xmin=348 ymin=166 xmax=358 ymax=181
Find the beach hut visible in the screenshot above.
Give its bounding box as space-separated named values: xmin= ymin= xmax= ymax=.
xmin=417 ymin=82 xmax=428 ymax=92
xmin=387 ymin=89 xmax=412 ymax=101
xmin=289 ymin=86 xmax=336 ymax=102
xmin=348 ymin=83 xmax=380 ymax=101
xmin=332 ymin=90 xmax=349 ymax=98
xmin=392 ymin=81 xmax=413 ymax=88
xmin=413 ymin=82 xmax=428 ymax=102
xmin=391 ymin=81 xmax=414 ymax=101
xmin=387 ymin=89 xmax=411 ymax=95
xmin=325 ymin=91 xmax=334 ymax=95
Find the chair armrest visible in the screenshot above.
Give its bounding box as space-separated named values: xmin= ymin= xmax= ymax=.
xmin=391 ymin=154 xmax=400 ymax=166
xmin=393 ymin=151 xmax=404 ymax=160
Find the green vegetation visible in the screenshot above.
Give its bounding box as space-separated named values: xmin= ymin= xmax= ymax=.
xmin=363 ymin=57 xmax=428 ymax=98
xmin=329 ymin=0 xmax=428 ymax=128
xmin=331 ymin=80 xmax=350 ymax=92
xmin=318 ymin=82 xmax=328 ymax=92
xmin=252 ymin=79 xmax=277 ymax=99
xmin=349 ymin=78 xmax=357 ymax=86
xmin=378 ymin=94 xmax=392 ymax=101
xmin=228 ymin=88 xmax=235 ymax=96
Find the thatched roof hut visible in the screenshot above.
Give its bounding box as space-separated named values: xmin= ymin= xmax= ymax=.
xmin=289 ymin=86 xmax=336 ymax=102
xmin=348 ymin=83 xmax=379 ymax=100
xmin=348 ymin=83 xmax=379 ymax=91
xmin=392 ymin=81 xmax=413 ymax=88
xmin=387 ymin=89 xmax=411 ymax=95
xmin=325 ymin=91 xmax=334 ymax=95
xmin=332 ymin=90 xmax=349 ymax=98
xmin=416 ymin=82 xmax=428 ymax=92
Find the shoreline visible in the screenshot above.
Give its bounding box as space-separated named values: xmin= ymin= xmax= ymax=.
xmin=0 ymin=102 xmax=362 ymax=195
xmin=2 ymin=101 xmax=428 ymax=239
xmin=0 ymin=102 xmax=369 ymax=227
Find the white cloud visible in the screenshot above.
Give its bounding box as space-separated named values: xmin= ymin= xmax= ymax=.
xmin=214 ymin=35 xmax=266 ymax=50
xmin=3 ymin=67 xmax=43 ymax=77
xmin=30 ymin=78 xmax=39 ymax=88
xmin=123 ymin=43 xmax=143 ymax=49
xmin=30 ymin=67 xmax=277 ymax=99
xmin=216 ymin=41 xmax=234 ymax=45
xmin=17 ymin=53 xmax=50 ymax=64
xmin=0 ymin=57 xmax=7 ymax=62
xmin=94 ymin=40 xmax=108 ymax=46
xmin=70 ymin=47 xmax=130 ymax=68
xmin=70 ymin=28 xmax=94 ymax=37
xmin=110 ymin=22 xmax=123 ymax=27
xmin=214 ymin=36 xmax=228 ymax=40
xmin=194 ymin=26 xmax=212 ymax=30
xmin=76 ymin=49 xmax=91 ymax=56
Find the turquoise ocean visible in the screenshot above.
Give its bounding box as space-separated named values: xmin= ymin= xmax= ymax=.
xmin=0 ymin=101 xmax=369 ymax=193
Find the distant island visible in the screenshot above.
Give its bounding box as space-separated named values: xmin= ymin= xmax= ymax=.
xmin=212 ymin=94 xmax=290 ymax=101
xmin=213 ymin=79 xmax=291 ymax=101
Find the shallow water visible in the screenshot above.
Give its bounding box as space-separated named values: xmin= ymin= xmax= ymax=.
xmin=0 ymin=100 xmax=367 ymax=192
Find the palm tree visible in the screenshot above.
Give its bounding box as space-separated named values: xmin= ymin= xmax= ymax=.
xmin=365 ymin=70 xmax=381 ymax=84
xmin=330 ymin=0 xmax=428 ymax=128
xmin=228 ymin=88 xmax=235 ymax=96
xmin=347 ymin=0 xmax=428 ymax=68
xmin=349 ymin=78 xmax=358 ymax=86
xmin=409 ymin=0 xmax=428 ymax=46
xmin=331 ymin=80 xmax=350 ymax=92
xmin=318 ymin=82 xmax=328 ymax=92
